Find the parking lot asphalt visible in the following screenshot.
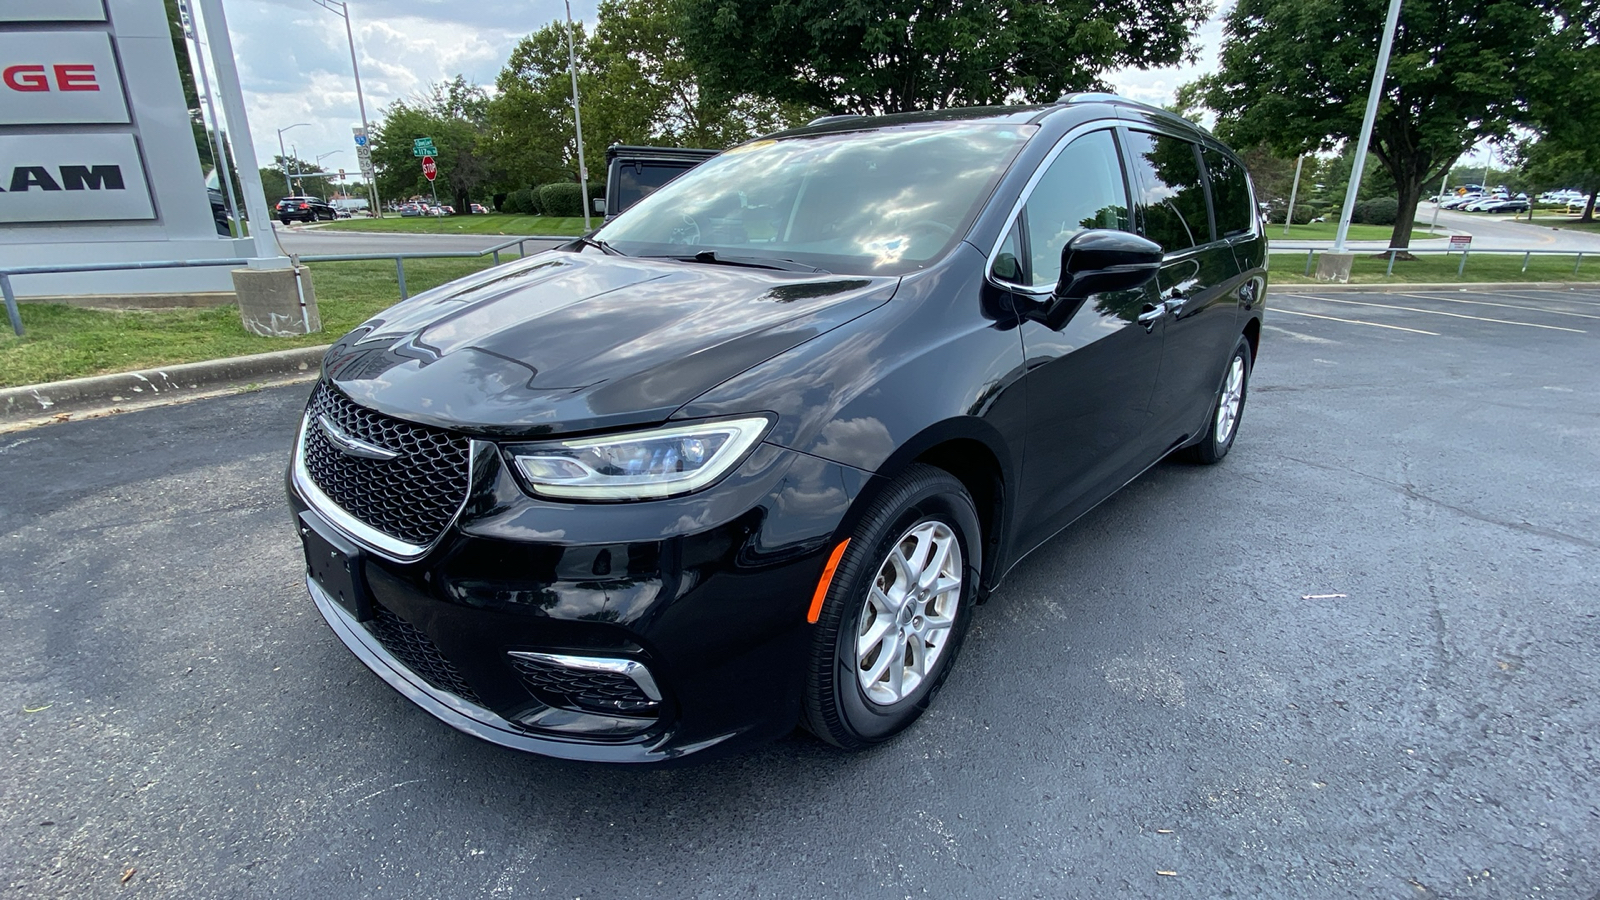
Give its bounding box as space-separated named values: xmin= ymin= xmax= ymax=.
xmin=2 ymin=287 xmax=1597 ymax=898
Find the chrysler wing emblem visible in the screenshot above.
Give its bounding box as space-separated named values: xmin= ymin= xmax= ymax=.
xmin=316 ymin=414 xmax=400 ymax=461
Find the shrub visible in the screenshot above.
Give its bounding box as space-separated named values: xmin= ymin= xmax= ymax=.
xmin=1352 ymin=197 xmax=1399 ymax=226
xmin=536 ymin=182 xmax=605 ymax=218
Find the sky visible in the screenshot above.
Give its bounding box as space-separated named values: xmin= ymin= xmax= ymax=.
xmin=190 ymin=0 xmax=1240 ymax=177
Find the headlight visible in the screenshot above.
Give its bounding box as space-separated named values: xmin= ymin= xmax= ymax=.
xmin=506 ymin=416 xmax=771 ymax=501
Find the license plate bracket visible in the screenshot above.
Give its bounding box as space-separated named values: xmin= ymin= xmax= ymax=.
xmin=299 ymin=512 xmax=372 ymax=622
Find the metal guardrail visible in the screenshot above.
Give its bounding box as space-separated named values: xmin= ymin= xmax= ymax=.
xmin=1275 ymin=245 xmax=1592 ymax=278
xmin=0 ymin=234 xmax=572 ymax=337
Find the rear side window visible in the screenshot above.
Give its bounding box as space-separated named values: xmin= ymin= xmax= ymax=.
xmin=1124 ymin=130 xmax=1211 ymax=253
xmin=1203 ymin=148 xmax=1255 ymax=238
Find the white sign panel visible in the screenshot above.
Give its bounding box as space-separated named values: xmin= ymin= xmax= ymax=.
xmin=0 ymin=32 xmax=128 ymax=125
xmin=0 ymin=0 xmax=107 ymax=22
xmin=0 ymin=133 xmax=154 ymax=223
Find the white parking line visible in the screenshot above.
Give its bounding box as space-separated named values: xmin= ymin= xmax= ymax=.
xmin=1392 ymin=292 xmax=1600 ymax=320
xmin=1272 ymin=307 xmax=1440 ymax=335
xmin=1488 ymin=289 xmax=1600 ymax=307
xmin=1296 ymin=295 xmax=1587 ymax=333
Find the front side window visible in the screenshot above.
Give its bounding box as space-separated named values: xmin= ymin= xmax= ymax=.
xmin=989 ymin=129 xmax=1132 ymax=289
xmin=1124 ymin=130 xmax=1211 ymax=253
xmin=596 ymin=123 xmax=1038 ymax=277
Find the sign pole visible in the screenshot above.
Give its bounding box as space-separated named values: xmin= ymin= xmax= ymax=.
xmin=1332 ymin=0 xmax=1404 ymax=254
xmin=194 ymin=0 xmax=285 ymax=264
xmin=563 ymin=0 xmax=592 ymax=230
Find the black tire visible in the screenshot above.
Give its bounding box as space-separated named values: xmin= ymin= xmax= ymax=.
xmin=1184 ymin=335 xmax=1252 ymax=464
xmin=802 ymin=464 xmax=981 ymax=750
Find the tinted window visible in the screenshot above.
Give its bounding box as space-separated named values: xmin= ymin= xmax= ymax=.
xmin=613 ymin=161 xmax=696 ymax=214
xmin=1124 ymin=131 xmax=1210 ymax=252
xmin=1020 ymin=129 xmax=1131 ymax=288
xmin=1203 ymin=148 xmax=1254 ymax=237
xmin=598 ymin=123 xmax=1037 ymax=276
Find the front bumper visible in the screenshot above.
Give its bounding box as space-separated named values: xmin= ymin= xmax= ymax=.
xmin=289 ymin=420 xmax=868 ymax=763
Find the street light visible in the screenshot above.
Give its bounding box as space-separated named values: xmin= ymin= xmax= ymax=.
xmin=316 ymin=151 xmax=341 ymax=198
xmin=1331 ymin=0 xmax=1404 ymax=254
xmin=308 ymin=0 xmax=381 ymax=218
xmin=277 ymin=123 xmax=311 ymax=195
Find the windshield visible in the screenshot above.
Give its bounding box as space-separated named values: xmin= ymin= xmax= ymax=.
xmin=595 ymin=123 xmax=1037 ymax=276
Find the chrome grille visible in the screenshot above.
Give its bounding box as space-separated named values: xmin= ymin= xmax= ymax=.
xmin=365 ymin=603 xmax=483 ymax=705
xmin=510 ymin=656 xmax=659 ymax=714
xmin=302 ymin=381 xmax=470 ymax=547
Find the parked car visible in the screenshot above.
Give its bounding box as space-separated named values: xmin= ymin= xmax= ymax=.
xmin=205 ymin=169 xmax=230 ymax=236
xmin=1481 ymin=197 xmax=1530 ymax=214
xmin=1439 ymin=194 xmax=1480 ymax=210
xmin=398 ymin=204 xmax=425 ymax=217
xmin=471 ymin=203 xmax=489 ymax=215
xmin=288 ymin=96 xmax=1268 ymax=763
xmin=276 ymin=196 xmax=337 ymax=224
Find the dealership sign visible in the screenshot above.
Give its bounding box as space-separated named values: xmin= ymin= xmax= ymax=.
xmin=0 ymin=133 xmax=153 ymax=223
xmin=0 ymin=0 xmax=107 ymax=22
xmin=0 ymin=32 xmax=128 ymax=125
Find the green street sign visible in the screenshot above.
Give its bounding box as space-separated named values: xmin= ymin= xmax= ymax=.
xmin=412 ymin=137 xmax=437 ymax=157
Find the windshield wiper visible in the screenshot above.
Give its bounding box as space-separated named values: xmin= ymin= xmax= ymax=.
xmin=572 ymin=235 xmax=624 ymax=256
xmin=656 ymin=250 xmax=827 ymax=274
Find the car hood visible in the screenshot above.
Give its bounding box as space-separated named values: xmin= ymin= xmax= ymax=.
xmin=322 ymin=251 xmax=897 ymax=435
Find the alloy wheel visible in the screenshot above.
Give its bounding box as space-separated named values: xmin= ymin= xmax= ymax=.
xmin=855 ymin=520 xmax=963 ymax=706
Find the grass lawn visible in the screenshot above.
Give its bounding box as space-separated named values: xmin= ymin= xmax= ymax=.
xmin=1267 ymin=222 xmax=1438 ymax=243
xmin=316 ymin=214 xmax=588 ymax=236
xmin=0 ymin=257 xmax=508 ymax=389
xmin=1268 ymin=251 xmax=1600 ymax=285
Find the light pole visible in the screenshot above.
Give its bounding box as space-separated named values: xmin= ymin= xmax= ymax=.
xmin=277 ymin=123 xmax=311 ymax=195
xmin=1283 ymin=154 xmax=1304 ymax=237
xmin=309 ymin=0 xmax=382 ymax=218
xmin=316 ymin=151 xmax=341 ymax=197
xmin=563 ymin=0 xmax=592 ymax=230
xmin=1331 ymin=0 xmax=1404 ymax=255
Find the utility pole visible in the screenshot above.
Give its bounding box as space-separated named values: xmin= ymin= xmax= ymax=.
xmin=563 ymin=0 xmax=592 ymax=230
xmin=1283 ymin=155 xmax=1304 ymax=237
xmin=277 ymin=123 xmax=310 ymax=196
xmin=1332 ymin=0 xmax=1404 ymax=255
xmin=1428 ymin=168 xmax=1448 ymax=234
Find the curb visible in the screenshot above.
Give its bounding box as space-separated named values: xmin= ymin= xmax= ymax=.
xmin=0 ymin=345 xmax=328 ymax=427
xmin=1269 ymin=281 xmax=1600 ymax=294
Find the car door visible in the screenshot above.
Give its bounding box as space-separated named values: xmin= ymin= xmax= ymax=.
xmin=1121 ymin=128 xmax=1240 ymax=448
xmin=995 ymin=127 xmax=1168 ymax=544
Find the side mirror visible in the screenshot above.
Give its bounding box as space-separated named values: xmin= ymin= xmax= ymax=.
xmin=592 ymin=197 xmax=605 ymax=214
xmin=1040 ymin=230 xmax=1163 ymax=330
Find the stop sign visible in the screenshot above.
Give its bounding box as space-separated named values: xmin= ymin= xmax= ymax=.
xmin=421 ymin=155 xmax=437 ymax=181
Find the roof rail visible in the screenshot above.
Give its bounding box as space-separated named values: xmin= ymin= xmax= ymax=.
xmin=1057 ymin=92 xmax=1170 ymax=115
xmin=807 ymin=114 xmax=864 ymax=126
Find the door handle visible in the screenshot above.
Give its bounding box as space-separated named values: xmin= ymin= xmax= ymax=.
xmin=1137 ymin=305 xmax=1164 ymax=331
xmin=1163 ymin=296 xmax=1187 ymax=315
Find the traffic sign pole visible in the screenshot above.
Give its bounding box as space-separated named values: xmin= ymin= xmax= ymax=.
xmin=422 ymin=155 xmax=438 ymax=208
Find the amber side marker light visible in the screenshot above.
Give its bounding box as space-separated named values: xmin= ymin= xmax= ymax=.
xmin=806 ymin=539 xmax=852 ymax=624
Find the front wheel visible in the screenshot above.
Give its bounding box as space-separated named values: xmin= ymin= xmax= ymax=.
xmin=802 ymin=464 xmax=981 ymax=750
xmin=1184 ymin=335 xmax=1252 ymax=464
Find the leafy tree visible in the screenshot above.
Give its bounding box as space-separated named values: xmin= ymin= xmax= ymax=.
xmin=370 ymin=76 xmax=491 ymax=213
xmin=486 ymin=0 xmax=807 ymax=193
xmin=259 ymin=154 xmax=330 ymax=208
xmin=1201 ymin=0 xmax=1557 ymax=251
xmin=679 ymin=0 xmax=1211 ymax=114
xmin=1524 ymin=2 xmax=1600 ymax=220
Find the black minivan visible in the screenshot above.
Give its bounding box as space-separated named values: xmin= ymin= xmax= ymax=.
xmin=288 ymin=95 xmax=1267 ymax=763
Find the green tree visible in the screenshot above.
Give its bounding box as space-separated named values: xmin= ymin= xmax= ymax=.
xmin=1524 ymin=2 xmax=1600 ymax=220
xmin=1201 ymin=0 xmax=1557 ymax=251
xmin=679 ymin=0 xmax=1211 ymax=114
xmin=259 ymin=154 xmax=328 ymax=209
xmin=485 ymin=0 xmax=807 ymax=192
xmin=370 ymin=77 xmax=491 ymax=213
